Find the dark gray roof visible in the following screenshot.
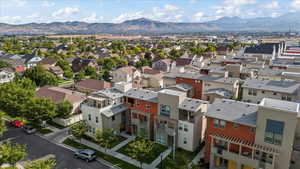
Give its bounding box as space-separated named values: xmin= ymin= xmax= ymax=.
xmin=125 ymin=88 xmax=158 ymax=103
xmin=242 ymin=78 xmax=300 ymax=94
xmin=205 ymin=99 xmax=258 ymax=127
xmin=178 ymin=98 xmax=208 ymax=112
xmin=176 ymin=73 xmax=217 ymax=81
xmin=244 ymin=43 xmax=279 ymax=55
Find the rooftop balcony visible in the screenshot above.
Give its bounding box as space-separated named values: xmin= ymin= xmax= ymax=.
xmin=211 ymin=134 xmax=279 ymax=169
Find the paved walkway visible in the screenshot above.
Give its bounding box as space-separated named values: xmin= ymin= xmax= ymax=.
xmin=111 ymin=135 xmax=136 ymax=151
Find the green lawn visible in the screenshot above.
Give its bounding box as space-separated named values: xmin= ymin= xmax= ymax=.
xmin=158 ymin=148 xmax=198 ymax=169
xmin=38 ymin=128 xmax=53 ymax=135
xmin=46 ymin=120 xmax=66 ymax=129
xmin=82 ymin=134 xmax=126 ymax=149
xmin=58 ymin=79 xmax=73 ymax=85
xmin=63 ymin=138 xmax=139 ymax=169
xmin=117 ymin=138 xmax=168 ymax=164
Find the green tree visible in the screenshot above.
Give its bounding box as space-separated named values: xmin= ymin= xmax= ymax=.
xmin=93 ymin=129 xmax=115 ymax=152
xmin=74 ymin=70 xmax=85 ymax=82
xmin=0 ymin=60 xmax=11 ymax=69
xmin=169 ymin=49 xmax=183 ymax=58
xmin=25 ymin=98 xmax=57 ymax=123
xmin=70 ymin=121 xmax=89 ymax=141
xmin=126 ymin=138 xmax=154 ymax=168
xmin=134 ymin=58 xmax=151 ymax=68
xmin=56 ymin=100 xmax=73 ymax=118
xmin=84 ymin=66 xmax=97 ymax=76
xmin=0 ymin=141 xmax=27 ymax=168
xmin=63 ymin=69 xmax=73 ymax=79
xmin=24 ymin=65 xmax=59 ymax=87
xmin=24 ymin=159 xmax=56 ymax=169
xmin=0 ymin=113 xmax=6 ymax=137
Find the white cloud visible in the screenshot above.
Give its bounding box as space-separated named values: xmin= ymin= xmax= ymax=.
xmin=189 ymin=0 xmax=198 ymax=4
xmin=112 ymin=12 xmax=144 ymax=23
xmin=3 ymin=0 xmax=27 ymax=7
xmin=264 ymin=1 xmax=279 ymax=9
xmin=164 ymin=4 xmax=179 ymax=11
xmin=222 ymin=0 xmax=256 ymax=6
xmin=81 ymin=13 xmax=103 ymax=23
xmin=26 ymin=13 xmax=39 ymax=20
xmin=52 ymin=7 xmax=79 ymax=17
xmin=213 ymin=5 xmax=241 ymax=16
xmin=270 ymin=12 xmax=281 ymax=17
xmin=41 ymin=0 xmax=55 ymax=8
xmin=291 ymin=0 xmax=300 ymax=9
xmin=192 ymin=12 xmax=221 ymax=22
xmin=0 ymin=16 xmax=22 ymax=24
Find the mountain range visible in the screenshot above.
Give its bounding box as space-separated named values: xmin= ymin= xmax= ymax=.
xmin=0 ymin=12 xmax=299 ymax=35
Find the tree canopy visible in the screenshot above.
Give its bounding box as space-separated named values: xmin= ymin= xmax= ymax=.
xmin=24 ymin=65 xmax=59 ymax=87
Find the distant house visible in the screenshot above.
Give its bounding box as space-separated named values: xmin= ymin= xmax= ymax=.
xmin=23 ymin=54 xmax=44 ymax=68
xmin=0 ymin=68 xmax=15 ymax=84
xmin=71 ymin=58 xmax=97 ymax=73
xmin=140 ymin=66 xmax=163 ymax=89
xmin=74 ymin=79 xmax=112 ymax=92
xmin=111 ymin=66 xmax=141 ymax=83
xmin=38 ymin=57 xmax=58 ymax=66
xmin=152 ymin=59 xmax=174 ymax=72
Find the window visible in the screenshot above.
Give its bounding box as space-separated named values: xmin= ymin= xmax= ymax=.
xmin=183 ymin=137 xmax=187 ymax=144
xmin=273 ymin=92 xmax=277 ymax=95
xmin=262 ymin=90 xmax=265 ymax=94
xmin=96 ymin=116 xmax=98 ymax=123
xmin=251 ymin=128 xmax=256 ymax=133
xmin=160 ymin=104 xmax=171 ymax=117
xmin=220 ymin=120 xmax=226 ymax=128
xmin=195 ymin=80 xmax=201 ymax=83
xmin=248 ymin=89 xmax=257 ymax=96
xmin=112 ymin=115 xmax=115 ymax=121
xmin=146 ymin=104 xmax=150 ymax=109
xmin=282 ymin=95 xmax=292 ymax=101
xmin=205 ymin=83 xmax=211 ymax=86
xmin=213 ymin=119 xmax=219 ymax=128
xmin=264 ymin=119 xmax=284 ymax=145
xmin=179 ymin=123 xmax=183 ymax=130
xmin=88 ymin=114 xmax=91 ymax=121
xmin=184 ymin=124 xmax=188 ymax=132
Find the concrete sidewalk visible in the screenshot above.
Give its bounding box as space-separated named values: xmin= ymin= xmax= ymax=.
xmin=111 ymin=135 xmax=136 ymax=152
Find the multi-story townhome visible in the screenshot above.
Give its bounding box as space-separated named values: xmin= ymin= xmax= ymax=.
xmin=81 ymin=87 xmax=128 ymax=135
xmin=155 ymin=89 xmax=208 ymax=152
xmin=241 ymin=78 xmax=300 ymax=103
xmin=202 ymin=76 xmax=241 ymax=103
xmin=123 ymin=88 xmax=158 ymax=139
xmin=110 ymin=66 xmax=141 ymax=84
xmin=205 ymin=98 xmax=300 ymax=169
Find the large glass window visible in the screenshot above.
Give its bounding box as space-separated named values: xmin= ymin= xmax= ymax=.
xmin=264 ymin=119 xmax=284 ymax=145
xmin=160 ymin=104 xmax=171 ymax=117
xmin=213 ymin=119 xmax=219 ymax=128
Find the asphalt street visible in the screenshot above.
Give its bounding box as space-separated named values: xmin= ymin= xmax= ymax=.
xmin=0 ymin=126 xmax=110 ymax=169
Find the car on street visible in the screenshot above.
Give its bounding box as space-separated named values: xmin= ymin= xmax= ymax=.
xmin=10 ymin=120 xmax=24 ymax=128
xmin=23 ymin=125 xmax=37 ymax=134
xmin=74 ymin=149 xmax=97 ymax=162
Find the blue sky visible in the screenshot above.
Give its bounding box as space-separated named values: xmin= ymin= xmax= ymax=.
xmin=0 ymin=0 xmax=299 ymax=24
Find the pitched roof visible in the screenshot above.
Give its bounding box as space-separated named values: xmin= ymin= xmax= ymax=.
xmin=36 ymin=86 xmax=86 ymax=104
xmin=116 ymin=66 xmax=137 ymax=74
xmin=39 ymin=57 xmax=58 ymax=65
xmin=174 ymin=58 xmax=192 ymax=66
xmin=205 ymin=99 xmax=258 ymax=127
xmin=75 ymin=79 xmax=112 ymax=91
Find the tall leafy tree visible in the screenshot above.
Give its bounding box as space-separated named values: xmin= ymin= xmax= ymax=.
xmin=0 ymin=141 xmax=27 ymax=168
xmin=24 ymin=65 xmax=59 ymax=87
xmin=56 ymin=100 xmax=73 ymax=118
xmin=70 ymin=121 xmax=89 ymax=141
xmin=0 ymin=113 xmax=6 ymax=137
xmin=0 ymin=60 xmax=11 ymax=69
xmin=25 ymin=98 xmax=57 ymax=123
xmin=93 ymin=129 xmax=115 ymax=152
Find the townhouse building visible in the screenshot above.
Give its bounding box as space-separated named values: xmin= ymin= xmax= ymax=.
xmin=205 ymin=98 xmax=300 ymax=169
xmin=242 ymin=78 xmax=300 ymax=103
xmin=123 ymin=88 xmax=158 ymax=139
xmin=81 ymin=87 xmax=128 ymax=135
xmin=155 ymin=89 xmax=208 ymax=152
xmin=110 ymin=66 xmax=141 ymax=84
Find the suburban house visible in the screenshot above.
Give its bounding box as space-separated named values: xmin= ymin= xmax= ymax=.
xmin=0 ymin=68 xmax=15 ymax=84
xmin=241 ymin=78 xmax=300 ymax=103
xmin=205 ymin=98 xmax=300 ymax=169
xmin=71 ymin=58 xmax=97 ymax=73
xmin=110 ymin=66 xmax=141 ymax=84
xmin=23 ymin=54 xmax=44 ymax=68
xmin=140 ymin=66 xmax=163 ymax=89
xmin=36 ymin=86 xmax=86 ymax=126
xmin=152 ymin=59 xmax=174 ymax=72
xmin=74 ymin=79 xmax=112 ymax=93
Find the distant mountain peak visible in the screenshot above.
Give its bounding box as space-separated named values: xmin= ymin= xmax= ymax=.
xmin=122 ymin=18 xmax=159 ymax=24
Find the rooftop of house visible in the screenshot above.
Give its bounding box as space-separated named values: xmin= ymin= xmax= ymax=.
xmin=260 ymin=98 xmax=300 ymax=116
xmin=204 ymin=88 xmax=233 ymax=98
xmin=102 ymin=105 xmax=128 ymax=118
xmin=205 ymin=99 xmax=258 ymax=127
xmin=36 ymin=86 xmax=86 ymax=104
xmin=178 ymin=98 xmax=208 ymax=112
xmin=93 ymin=88 xmax=124 ymax=99
xmin=115 ymin=66 xmax=137 ymax=74
xmin=38 ymin=57 xmax=58 ymax=65
xmin=125 ymin=88 xmax=158 ymax=103
xmin=176 ymin=72 xmax=216 ymax=81
xmin=158 ymin=89 xmax=186 ymax=97
xmin=168 ymin=83 xmax=193 ymax=92
xmin=244 ymin=43 xmax=279 ymax=55
xmin=242 ymin=78 xmax=300 ymax=94
xmin=75 ymin=79 xmax=112 ymax=91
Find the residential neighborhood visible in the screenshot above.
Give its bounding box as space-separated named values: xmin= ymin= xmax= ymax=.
xmin=1 ymin=1 xmax=300 ymax=169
